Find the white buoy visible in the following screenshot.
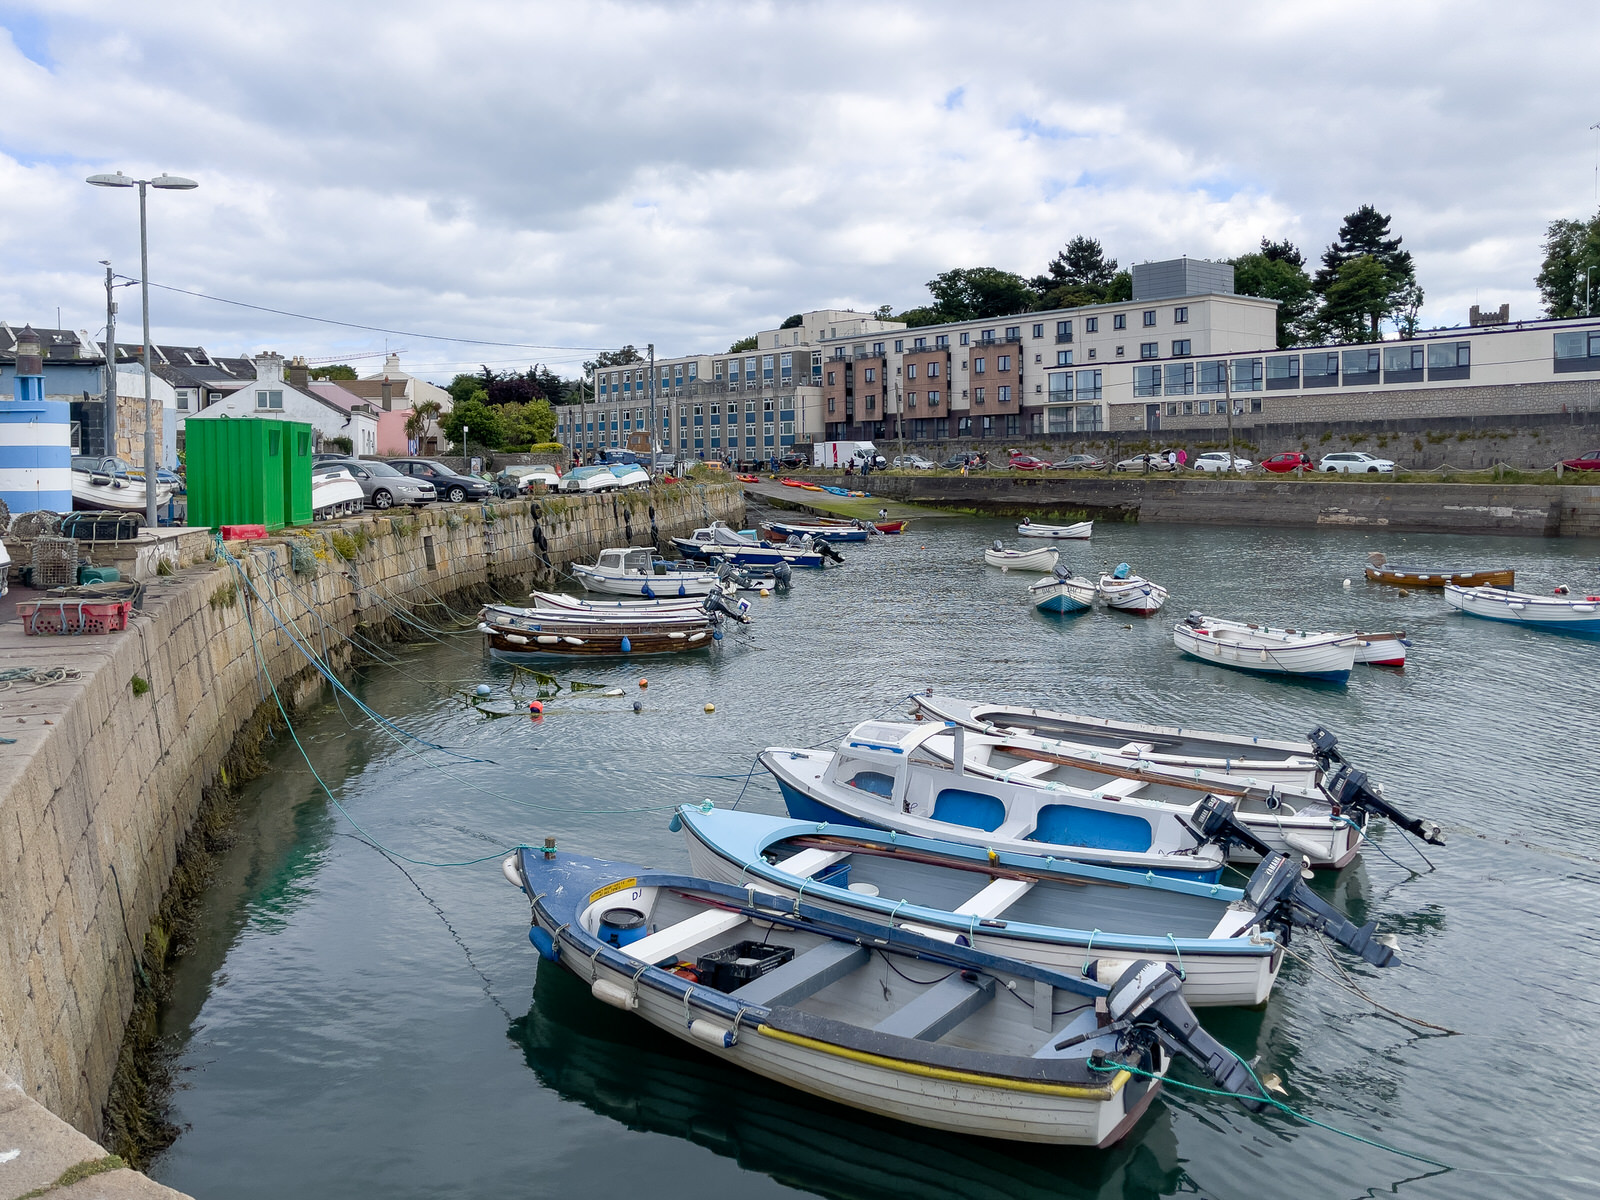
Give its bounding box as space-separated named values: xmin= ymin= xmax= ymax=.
xmin=1343 ymin=578 xmax=1352 ymax=588
xmin=475 ymin=684 xmax=492 ymax=697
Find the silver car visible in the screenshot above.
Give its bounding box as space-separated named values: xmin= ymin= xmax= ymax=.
xmin=325 ymin=459 xmax=436 ymax=508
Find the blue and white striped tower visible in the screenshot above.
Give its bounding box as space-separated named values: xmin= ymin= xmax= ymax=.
xmin=1 ymin=326 xmax=73 ymax=513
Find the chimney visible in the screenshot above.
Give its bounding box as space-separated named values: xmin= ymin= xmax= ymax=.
xmin=252 ymin=351 xmax=286 ymax=383
xmin=287 ymin=355 xmax=310 ymax=390
xmin=380 ymin=376 xmax=393 ymax=411
xmin=14 ymin=325 xmax=43 ymax=377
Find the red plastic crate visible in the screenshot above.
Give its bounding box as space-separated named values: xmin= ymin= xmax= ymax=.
xmin=16 ymin=599 xmax=133 ymax=635
xmin=221 ymin=524 xmax=268 ymax=541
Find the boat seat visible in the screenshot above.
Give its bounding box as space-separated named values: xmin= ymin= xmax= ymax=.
xmin=1093 ymin=778 xmax=1147 ymax=800
xmin=872 ymin=973 xmax=997 ymax=1042
xmin=772 ymin=847 xmax=850 ymax=878
xmin=623 ymin=909 xmax=748 ymax=966
xmin=729 ymin=942 xmax=870 ymax=1006
xmin=952 ymin=877 xmax=1035 ymax=920
xmin=998 ymin=760 xmax=1056 ymax=782
xmin=991 ymin=815 xmax=1036 ymax=840
xmin=1116 ymin=742 xmax=1156 ymax=756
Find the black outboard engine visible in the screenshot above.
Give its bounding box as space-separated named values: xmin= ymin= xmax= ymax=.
xmin=1182 ymin=610 xmax=1205 ymax=628
xmin=993 ymin=539 xmax=1004 ymax=551
xmin=1307 ymin=726 xmax=1444 ymax=846
xmin=807 ymin=535 xmax=844 ymax=564
xmin=1185 ymin=794 xmax=1275 ymax=860
xmin=772 ymin=562 xmax=792 ymax=592
xmin=1104 ymin=961 xmax=1268 ymax=1110
xmin=1243 ymin=852 xmax=1397 ymax=967
xmin=702 ymin=589 xmax=752 ymax=625
xmin=1052 ymin=563 xmax=1071 ymax=581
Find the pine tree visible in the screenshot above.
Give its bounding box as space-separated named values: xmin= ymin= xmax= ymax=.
xmin=1030 ymin=237 xmax=1119 ymax=308
xmin=1313 ymin=206 xmax=1416 ymax=338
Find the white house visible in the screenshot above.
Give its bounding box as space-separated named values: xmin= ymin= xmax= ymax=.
xmin=185 ymin=352 xmax=379 ymax=454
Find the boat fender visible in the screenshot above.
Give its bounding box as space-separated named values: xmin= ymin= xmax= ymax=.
xmin=1281 ymin=833 xmax=1326 ymax=862
xmin=477 ymin=623 xmax=494 ymax=634
xmin=563 ymin=636 xmax=584 ymax=645
xmin=668 ymin=812 xmax=682 ymax=832
xmin=688 ymin=1019 xmax=736 ymax=1049
xmin=712 ymin=630 xmax=723 ymax=641
xmin=632 ymin=700 xmax=642 ymax=713
xmin=641 ymin=584 xmax=655 ymax=599
xmin=592 ymin=979 xmax=638 ymax=1011
xmin=1084 ymin=958 xmax=1130 ymax=986
xmin=501 ymin=854 xmax=523 ymax=890
xmin=537 ymin=635 xmax=560 ymax=645
xmin=620 ymin=636 xmax=632 ymax=653
xmin=504 ymin=633 xmax=529 ymax=645
xmin=689 ymin=631 xmax=706 ymax=641
xmin=528 ymin=925 xmax=560 ymax=963
xmin=528 ymin=701 xmax=543 ymax=714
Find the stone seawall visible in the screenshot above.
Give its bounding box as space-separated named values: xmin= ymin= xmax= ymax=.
xmin=0 ymin=484 xmax=743 ymax=1147
xmin=841 ymin=473 xmax=1600 ymax=537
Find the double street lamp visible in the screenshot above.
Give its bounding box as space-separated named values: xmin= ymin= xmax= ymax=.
xmin=85 ymin=170 xmax=198 ymax=529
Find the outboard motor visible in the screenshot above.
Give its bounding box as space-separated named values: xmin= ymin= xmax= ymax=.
xmin=1183 ymin=610 xmax=1205 ymax=628
xmin=1242 ymin=852 xmax=1398 ymax=967
xmin=1052 ymin=563 xmax=1071 ymax=581
xmin=702 ymin=590 xmax=752 ymax=625
xmin=1307 ymin=727 xmax=1445 ymax=846
xmin=1185 ymin=794 xmax=1275 ymax=860
xmin=993 ymin=539 xmax=1004 ymax=551
xmin=1104 ymin=961 xmax=1268 ymax=1110
xmin=772 ymin=562 xmax=792 ymax=592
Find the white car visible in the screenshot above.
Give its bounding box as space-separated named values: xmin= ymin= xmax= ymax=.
xmin=1319 ymin=451 xmax=1395 ymax=474
xmin=1193 ymin=452 xmax=1253 ymax=472
xmin=892 ymin=454 xmax=936 ymax=470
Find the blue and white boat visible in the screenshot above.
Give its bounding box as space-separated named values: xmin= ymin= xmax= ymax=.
xmin=673 ymin=522 xmax=829 ymax=568
xmin=1030 ymin=566 xmax=1097 ymax=614
xmin=760 ymin=720 xmax=1228 ymax=881
xmin=1445 ymin=583 xmax=1600 ymax=636
xmin=761 ymin=519 xmax=870 ymax=543
xmin=1175 ymin=612 xmax=1357 ymax=684
xmin=675 ymin=806 xmax=1397 ymax=1007
xmin=504 ymin=843 xmax=1267 ymax=1145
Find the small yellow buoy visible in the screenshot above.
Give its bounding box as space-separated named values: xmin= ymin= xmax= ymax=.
xmin=704 ymin=703 xmax=716 ymax=713
xmin=639 ymin=678 xmax=649 ymax=688
xmin=759 ymin=588 xmax=770 ymax=597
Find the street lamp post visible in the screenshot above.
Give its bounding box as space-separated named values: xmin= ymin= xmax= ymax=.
xmin=86 ymin=170 xmax=198 ymax=529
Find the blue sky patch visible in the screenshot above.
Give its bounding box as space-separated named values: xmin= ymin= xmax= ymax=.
xmin=1 ymin=6 xmax=53 ymax=69
xmin=942 ymin=86 xmax=964 ymax=111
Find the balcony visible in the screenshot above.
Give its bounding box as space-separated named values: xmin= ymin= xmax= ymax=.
xmin=1055 ymin=335 xmax=1074 ymax=344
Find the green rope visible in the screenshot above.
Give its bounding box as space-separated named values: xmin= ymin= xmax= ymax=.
xmin=1086 ymin=1055 xmax=1450 ymax=1169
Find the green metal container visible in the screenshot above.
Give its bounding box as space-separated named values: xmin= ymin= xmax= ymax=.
xmin=281 ymin=422 xmax=314 ymax=526
xmin=183 ymin=418 xmax=292 ymax=530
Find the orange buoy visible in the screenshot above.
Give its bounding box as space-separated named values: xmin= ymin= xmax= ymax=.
xmin=639 ymin=678 xmax=649 ymax=688
xmin=528 ymin=700 xmax=544 ymax=714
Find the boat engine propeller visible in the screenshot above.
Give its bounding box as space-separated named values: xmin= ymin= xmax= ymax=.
xmin=1307 ymin=726 xmax=1445 ymax=846
xmin=1243 ymin=851 xmax=1398 ymax=967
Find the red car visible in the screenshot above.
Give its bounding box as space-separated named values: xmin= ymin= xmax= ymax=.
xmin=1008 ymin=454 xmax=1050 ymax=471
xmin=1560 ymin=450 xmax=1600 ymax=471
xmin=1262 ymin=452 xmax=1314 ymax=474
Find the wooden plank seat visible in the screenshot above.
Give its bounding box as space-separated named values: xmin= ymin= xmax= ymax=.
xmin=997 ymin=759 xmax=1057 ymax=782
xmin=624 ymin=909 xmax=748 ymax=966
xmin=871 ymin=973 xmax=997 ymax=1042
xmin=1093 ymin=777 xmax=1148 ymax=799
xmin=729 ymin=942 xmax=871 ymax=1006
xmin=952 ymin=877 xmax=1035 ymax=919
xmin=772 ymin=847 xmax=850 ymax=878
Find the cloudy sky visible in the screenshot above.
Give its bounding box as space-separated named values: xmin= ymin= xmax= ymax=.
xmin=1 ymin=0 xmax=1595 ymax=382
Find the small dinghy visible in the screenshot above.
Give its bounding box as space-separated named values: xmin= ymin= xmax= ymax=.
xmin=478 ymin=589 xmax=749 ymax=658
xmin=874 ymin=519 xmax=909 ymax=534
xmin=1017 ymin=518 xmax=1093 ymax=540
xmin=70 ymin=456 xmax=176 ymax=513
xmin=1098 ymin=565 xmax=1168 ymax=614
xmin=759 ymin=519 xmax=870 ymax=543
xmin=1365 ymin=552 xmax=1512 ymax=590
xmin=529 ymin=591 xmax=727 ymax=618
xmin=571 ymin=547 xmax=779 ymax=597
xmin=984 ymin=541 xmax=1059 ymax=572
xmin=676 ymin=806 xmax=1398 ymax=1008
xmin=1176 ymin=612 xmax=1357 ymax=684
xmin=506 ymin=845 xmax=1269 ymax=1145
xmin=763 ymin=720 xmax=1229 ymax=881
xmin=1030 ymin=565 xmax=1097 ymax=614
xmin=1445 ymin=583 xmax=1600 ymax=636
xmin=310 ymin=463 xmax=366 ymax=519
xmin=1194 ymin=614 xmax=1408 ymax=668
xmin=674 ymin=522 xmax=832 ymax=568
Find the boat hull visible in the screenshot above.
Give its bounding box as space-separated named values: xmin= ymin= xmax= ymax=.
xmin=571 ymin=562 xmax=723 ymax=597
xmin=1099 ymin=577 xmax=1168 ymax=614
xmin=1175 ymin=624 xmax=1355 ymax=684
xmin=1017 ymin=521 xmax=1092 ymax=540
xmin=985 ymin=547 xmax=1059 ymax=571
xmin=1030 ymin=576 xmax=1096 ymax=613
xmin=1366 ymin=565 xmax=1513 ymax=589
xmin=1445 ymin=584 xmax=1600 ymax=636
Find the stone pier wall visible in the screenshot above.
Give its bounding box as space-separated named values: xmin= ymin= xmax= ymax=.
xmin=0 ymin=483 xmax=743 ymax=1142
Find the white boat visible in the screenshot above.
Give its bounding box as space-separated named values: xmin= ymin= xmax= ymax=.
xmin=1029 ymin=566 xmax=1097 ymax=614
xmin=529 ymin=590 xmax=723 ymax=617
xmin=984 ymin=541 xmax=1059 ymax=572
xmin=677 ymin=807 xmax=1400 ymax=1007
xmin=1175 ymin=612 xmax=1358 ymax=684
xmin=571 ymin=547 xmax=729 ymax=597
xmin=763 ymin=719 xmax=1228 ymax=881
xmin=69 ymin=456 xmax=175 ymax=513
xmin=509 ymin=846 xmax=1268 ymax=1145
xmin=1017 ymin=519 xmax=1093 ymax=540
xmin=1445 ymin=583 xmax=1600 ymax=636
xmin=311 ymin=463 xmax=366 ymax=519
xmin=1098 ymin=565 xmax=1167 ymax=614
xmin=557 ymin=465 xmax=619 ymax=493
xmin=1195 ymin=614 xmax=1408 ymax=668
xmin=605 ymin=462 xmax=651 ymax=489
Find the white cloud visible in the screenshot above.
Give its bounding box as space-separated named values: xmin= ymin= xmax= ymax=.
xmin=0 ymin=0 xmax=1594 ymax=379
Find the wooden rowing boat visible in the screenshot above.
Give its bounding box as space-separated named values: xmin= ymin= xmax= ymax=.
xmin=1364 ymin=553 xmax=1512 ymax=589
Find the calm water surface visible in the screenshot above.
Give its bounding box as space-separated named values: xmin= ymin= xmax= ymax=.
xmin=150 ymin=513 xmax=1600 ymax=1199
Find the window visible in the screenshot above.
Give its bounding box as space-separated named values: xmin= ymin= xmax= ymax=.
xmin=1140 ymin=342 xmax=1158 ymax=359
xmin=864 ymin=367 xmax=876 ymax=382
xmin=176 ymin=390 xmax=189 ymax=411
xmin=973 ymin=387 xmax=985 ymax=404
xmin=1433 ymin=340 xmax=1475 ymax=378
xmin=872 ymin=342 xmax=883 ymax=355
xmin=1143 ymin=310 xmax=1157 ymax=327
xmin=1231 ymin=357 xmax=1264 ymax=391
xmin=1085 ymin=317 xmax=1098 ymax=333
xmin=1087 ymin=348 xmax=1097 ymax=359
xmin=1032 ymin=323 xmax=1044 ymax=338
xmin=973 ymin=357 xmax=986 ymax=375
xmin=1303 ymin=352 xmax=1339 ymax=386
xmin=1134 ymin=365 xmax=1162 ymax=397
xmin=780 ymin=352 xmax=792 ymax=383
xmin=763 ymin=398 xmax=773 ymax=413
xmin=1116 ymin=346 xmax=1125 ymax=356
xmin=960 ymin=332 xmax=970 ymax=346
xmin=827 ymin=398 xmax=836 ymax=413
xmin=1171 ymin=339 xmax=1191 ymax=356
xmin=1342 ymin=348 xmax=1380 ymax=377
xmin=981 ymin=329 xmax=995 ymax=342
xmin=906 ymin=392 xmax=916 ymax=409
xmin=827 ymin=370 xmax=836 ymax=385
xmin=866 ymin=396 xmax=875 ymax=412
xmin=997 ymin=355 xmax=1011 ymax=372
xmin=1005 ymin=326 xmax=1019 ymax=340
xmin=906 ymin=363 xmax=916 ymax=380
xmin=1383 ymin=345 xmax=1424 ymax=374
xmin=710 ymin=404 xmax=719 ymax=415
xmin=1048 ymin=372 xmax=1072 ymax=401
xmin=894 ymin=339 xmax=904 ymax=352
xmin=1055 ymin=320 xmax=1072 ymax=343
xmin=1056 ymin=350 xmax=1073 ymax=366
xmin=1173 ymin=306 xmax=1188 ymax=323
xmin=998 ymin=385 xmax=1011 ymax=403
xmin=935 ymin=334 xmax=950 ymax=348
xmin=1199 ymin=400 xmax=1211 ymax=415
xmin=255 ymin=389 xmax=283 ymax=410
xmin=928 ymin=361 xmax=941 ymax=377
xmin=1198 ymin=361 xmax=1226 ymax=394
xmin=1113 ymin=314 xmax=1126 ymax=330
xmin=1164 ymin=362 xmax=1194 ymax=394
xmin=1075 ymin=370 xmax=1102 ymax=401
xmin=1266 ymin=354 xmax=1300 ymax=388
xmin=928 ymin=389 xmax=940 ymax=407
xmin=780 ymin=421 xmax=793 ymax=436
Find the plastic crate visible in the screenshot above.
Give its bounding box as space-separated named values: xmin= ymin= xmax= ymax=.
xmin=16 ymin=599 xmax=133 ymax=635
xmin=221 ymin=524 xmax=268 ymax=541
xmin=695 ymin=940 xmax=795 ymax=992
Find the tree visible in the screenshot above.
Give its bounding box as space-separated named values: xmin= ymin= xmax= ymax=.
xmin=1535 ymin=212 xmax=1600 ymax=318
xmin=1321 ymin=255 xmax=1394 ymax=343
xmin=779 ymin=314 xmax=804 ymax=329
xmin=728 ymin=335 xmax=758 ymax=352
xmin=441 ymin=397 xmax=506 ymax=449
xmin=894 ymin=305 xmax=945 ymax=327
xmin=404 ymin=399 xmax=442 ymax=446
xmin=1030 ymin=236 xmax=1119 ymax=308
xmin=1314 ymin=205 xmax=1415 ymax=338
xmin=872 ymin=304 xmax=895 ymax=321
xmin=582 ymin=345 xmax=644 ymax=377
xmin=309 ymin=364 xmax=356 ymax=380
xmin=499 ymin=398 xmax=556 ymax=446
xmin=447 ymin=373 xmax=487 ymax=407
xmin=924 ymin=267 xmax=1036 ymax=321
xmin=1231 ymin=238 xmax=1316 ymax=347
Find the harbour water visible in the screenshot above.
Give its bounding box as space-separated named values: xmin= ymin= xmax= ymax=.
xmin=149 ymin=514 xmax=1600 ymax=1199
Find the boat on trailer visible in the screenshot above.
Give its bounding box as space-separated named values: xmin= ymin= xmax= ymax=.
xmin=676 ymin=806 xmax=1397 ymax=1007
xmin=1017 ymin=519 xmax=1093 ymax=540
xmin=985 ymin=542 xmax=1059 ymax=572
xmin=310 ymin=463 xmax=366 ymax=519
xmin=1364 ymin=552 xmax=1512 ymax=590
xmin=1445 ymin=583 xmax=1600 ymax=636
xmin=1175 ymin=612 xmax=1358 ymax=684
xmin=506 ymin=845 xmax=1269 ymax=1145
xmin=70 ymin=456 xmax=176 ymax=513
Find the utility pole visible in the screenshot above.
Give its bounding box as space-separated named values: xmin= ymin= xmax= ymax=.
xmin=647 ymin=343 xmax=657 ymax=472
xmin=102 ymin=261 xmax=117 ymax=453
xmin=1222 ymin=358 xmax=1235 ymax=473
xmin=896 ymin=382 xmax=905 ymax=463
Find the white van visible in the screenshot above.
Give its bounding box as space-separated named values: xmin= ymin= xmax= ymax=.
xmin=813 ymin=441 xmax=886 ymax=470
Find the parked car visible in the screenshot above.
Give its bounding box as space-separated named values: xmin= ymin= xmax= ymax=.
xmin=891 ymin=454 xmax=936 ymax=470
xmin=1262 ymin=452 xmax=1314 ymax=474
xmin=1113 ymin=452 xmax=1179 ymax=472
xmin=1192 ymin=452 xmax=1254 ymax=472
xmin=1007 ymin=454 xmax=1050 ymax=471
xmin=776 ymin=450 xmax=809 ymax=470
xmin=1050 ymin=454 xmax=1105 ymax=470
xmin=1559 ymin=450 xmax=1600 ymax=471
xmin=1320 ymin=451 xmax=1395 ymax=474
xmin=385 ymin=457 xmax=494 ymax=502
xmin=323 ymin=459 xmax=436 ymax=509
xmin=940 ymin=451 xmax=988 ymax=469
